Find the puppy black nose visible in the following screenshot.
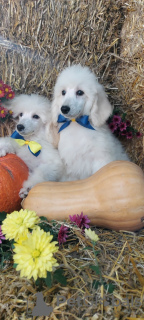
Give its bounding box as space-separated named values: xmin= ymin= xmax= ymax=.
xmin=61 ymin=106 xmax=70 ymax=114
xmin=17 ymin=124 xmax=25 ymax=131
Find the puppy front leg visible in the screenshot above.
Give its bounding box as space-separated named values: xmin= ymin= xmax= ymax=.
xmin=19 ymin=168 xmax=46 ymax=198
xmin=0 ymin=137 xmax=20 ymax=157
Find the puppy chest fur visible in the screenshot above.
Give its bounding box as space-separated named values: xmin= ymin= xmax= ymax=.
xmin=58 ymin=122 xmax=129 ymax=180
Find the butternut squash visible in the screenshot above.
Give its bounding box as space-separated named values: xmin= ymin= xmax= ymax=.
xmin=22 ymin=161 xmax=144 ymax=231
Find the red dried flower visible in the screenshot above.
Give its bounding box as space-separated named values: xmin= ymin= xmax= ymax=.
xmin=58 ymin=225 xmax=69 ymax=245
xmin=0 ymin=106 xmax=8 ymax=118
xmin=0 ymin=88 xmax=5 ymax=98
xmin=69 ymin=212 xmax=90 ymax=229
xmin=6 ymin=91 xmax=15 ymax=100
xmin=4 ymin=85 xmax=12 ymax=94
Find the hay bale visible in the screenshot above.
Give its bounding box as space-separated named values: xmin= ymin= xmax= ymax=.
xmin=0 ymin=0 xmax=125 ymax=93
xmin=114 ymin=0 xmax=144 ymax=169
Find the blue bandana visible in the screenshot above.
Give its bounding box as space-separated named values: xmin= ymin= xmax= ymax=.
xmin=11 ymin=131 xmax=41 ymax=157
xmin=57 ymin=114 xmax=95 ymax=132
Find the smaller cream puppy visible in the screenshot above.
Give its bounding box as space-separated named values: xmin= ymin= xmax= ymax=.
xmin=50 ymin=64 xmax=129 ymax=181
xmin=0 ymin=94 xmax=64 ymax=197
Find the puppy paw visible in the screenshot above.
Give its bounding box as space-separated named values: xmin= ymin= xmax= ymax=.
xmin=19 ymin=186 xmax=31 ymax=198
xmin=0 ymin=145 xmax=15 ymax=157
xmin=0 ymin=149 xmax=8 ymax=157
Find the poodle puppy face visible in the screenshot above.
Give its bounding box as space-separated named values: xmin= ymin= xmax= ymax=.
xmin=16 ymin=111 xmax=44 ymax=137
xmin=5 ymin=94 xmax=51 ymax=137
xmin=52 ymin=65 xmax=113 ymax=127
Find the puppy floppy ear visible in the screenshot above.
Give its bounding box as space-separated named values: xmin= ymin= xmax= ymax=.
xmin=2 ymin=96 xmax=19 ymax=118
xmin=90 ymin=83 xmax=113 ymax=127
xmin=51 ymin=98 xmax=60 ymax=125
xmin=45 ymin=121 xmax=60 ymax=149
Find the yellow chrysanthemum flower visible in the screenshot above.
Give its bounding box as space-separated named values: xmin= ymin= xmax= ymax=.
xmin=85 ymin=228 xmax=99 ymax=242
xmin=2 ymin=209 xmax=40 ymax=241
xmin=16 ymin=230 xmax=28 ymax=245
xmin=13 ymin=227 xmax=59 ymax=280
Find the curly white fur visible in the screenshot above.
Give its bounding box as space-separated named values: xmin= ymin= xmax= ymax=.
xmin=50 ymin=64 xmax=129 ymax=181
xmin=0 ymin=94 xmax=64 ymax=197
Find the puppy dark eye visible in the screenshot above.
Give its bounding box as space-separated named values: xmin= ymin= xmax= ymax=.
xmin=19 ymin=113 xmax=23 ymax=117
xmin=33 ymin=114 xmax=40 ymax=119
xmin=62 ymin=90 xmax=66 ymax=96
xmin=76 ymin=90 xmax=84 ymax=96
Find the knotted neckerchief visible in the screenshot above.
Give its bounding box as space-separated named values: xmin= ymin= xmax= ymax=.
xmin=11 ymin=131 xmax=42 ymax=157
xmin=57 ymin=114 xmax=95 ymax=133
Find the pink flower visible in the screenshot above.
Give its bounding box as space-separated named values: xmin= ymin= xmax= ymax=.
xmin=6 ymin=91 xmax=15 ymax=100
xmin=109 ymin=122 xmax=117 ymax=133
xmin=0 ymin=88 xmax=5 ymax=98
xmin=58 ymin=225 xmax=69 ymax=245
xmin=3 ymin=84 xmax=12 ymax=94
xmin=136 ymin=132 xmax=142 ymax=138
xmin=120 ymin=122 xmax=127 ymax=132
xmin=112 ymin=115 xmax=121 ymax=124
xmin=126 ymin=132 xmax=133 ymax=139
xmin=0 ymin=225 xmax=5 ymax=244
xmin=69 ymin=212 xmax=90 ymax=229
xmin=0 ymin=106 xmax=8 ymax=118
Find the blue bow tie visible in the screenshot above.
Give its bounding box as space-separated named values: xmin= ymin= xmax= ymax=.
xmin=57 ymin=114 xmax=95 ymax=132
xmin=11 ymin=131 xmax=41 ymax=157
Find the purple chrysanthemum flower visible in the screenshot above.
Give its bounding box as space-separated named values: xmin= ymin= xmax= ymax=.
xmin=126 ymin=120 xmax=131 ymax=127
xmin=120 ymin=129 xmax=127 ymax=136
xmin=58 ymin=225 xmax=69 ymax=245
xmin=136 ymin=132 xmax=142 ymax=138
xmin=109 ymin=122 xmax=117 ymax=133
xmin=112 ymin=115 xmax=121 ymax=124
xmin=126 ymin=131 xmax=133 ymax=139
xmin=69 ymin=212 xmax=90 ymax=229
xmin=0 ymin=225 xmax=5 ymax=244
xmin=120 ymin=122 xmax=127 ymax=132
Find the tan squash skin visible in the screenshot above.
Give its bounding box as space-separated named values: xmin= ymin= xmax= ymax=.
xmin=22 ymin=161 xmax=144 ymax=231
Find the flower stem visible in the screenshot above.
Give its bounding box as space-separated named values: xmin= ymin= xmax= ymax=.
xmin=92 ymin=242 xmax=104 ymax=285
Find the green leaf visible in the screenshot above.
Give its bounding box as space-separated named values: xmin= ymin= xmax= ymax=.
xmin=83 ymin=246 xmax=92 ymax=250
xmin=3 ymin=251 xmax=12 ymax=259
xmin=104 ymin=282 xmax=115 ymax=293
xmin=89 ymin=265 xmax=100 ymax=275
xmin=121 ymin=113 xmax=127 ymax=121
xmin=53 ymin=268 xmax=67 ymax=286
xmin=35 ymin=278 xmax=41 ymax=287
xmin=44 ymin=271 xmax=52 ymax=288
xmin=39 ymin=216 xmax=48 ymax=222
xmin=0 ymin=255 xmax=5 ymax=268
xmin=92 ymin=280 xmax=101 ymax=289
xmin=94 ymin=250 xmax=100 ymax=256
xmin=13 ymin=263 xmax=18 ymax=269
xmin=0 ymin=212 xmax=7 ymax=222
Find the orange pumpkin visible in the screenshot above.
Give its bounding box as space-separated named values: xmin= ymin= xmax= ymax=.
xmin=0 ymin=154 xmax=29 ymax=213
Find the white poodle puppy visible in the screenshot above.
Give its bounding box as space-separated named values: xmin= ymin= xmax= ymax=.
xmin=0 ymin=94 xmax=64 ymax=197
xmin=50 ymin=64 xmax=129 ymax=181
